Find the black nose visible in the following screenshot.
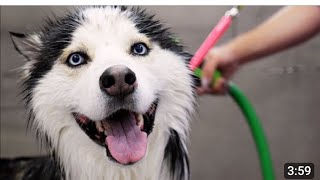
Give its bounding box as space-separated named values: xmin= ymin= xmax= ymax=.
xmin=99 ymin=65 xmax=137 ymax=98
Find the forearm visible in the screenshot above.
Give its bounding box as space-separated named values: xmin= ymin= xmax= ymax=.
xmin=222 ymin=6 xmax=320 ymax=65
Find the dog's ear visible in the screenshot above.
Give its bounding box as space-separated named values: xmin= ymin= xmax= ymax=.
xmin=9 ymin=31 xmax=40 ymax=61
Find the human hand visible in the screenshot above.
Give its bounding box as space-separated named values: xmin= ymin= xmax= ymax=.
xmin=197 ymin=47 xmax=240 ymax=95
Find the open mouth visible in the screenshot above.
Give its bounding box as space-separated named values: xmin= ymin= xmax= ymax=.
xmin=73 ymin=101 xmax=158 ymax=165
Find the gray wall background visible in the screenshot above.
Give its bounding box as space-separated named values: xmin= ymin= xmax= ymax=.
xmin=1 ymin=6 xmax=319 ymax=180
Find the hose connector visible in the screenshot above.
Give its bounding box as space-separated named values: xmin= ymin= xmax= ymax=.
xmin=225 ymin=6 xmax=241 ymax=18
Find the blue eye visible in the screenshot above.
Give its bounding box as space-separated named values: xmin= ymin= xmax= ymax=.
xmin=67 ymin=53 xmax=86 ymax=67
xmin=131 ymin=43 xmax=149 ymax=56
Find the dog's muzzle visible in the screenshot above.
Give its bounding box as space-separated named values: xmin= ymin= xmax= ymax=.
xmin=73 ymin=65 xmax=159 ymax=165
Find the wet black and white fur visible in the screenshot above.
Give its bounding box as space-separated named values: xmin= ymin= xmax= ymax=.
xmin=9 ymin=6 xmax=196 ymax=180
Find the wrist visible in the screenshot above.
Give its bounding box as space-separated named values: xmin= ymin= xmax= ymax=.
xmin=221 ymin=34 xmax=258 ymax=65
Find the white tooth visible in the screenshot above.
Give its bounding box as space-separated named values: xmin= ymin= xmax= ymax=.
xmin=137 ymin=114 xmax=144 ymax=128
xmin=104 ymin=130 xmax=108 ymax=136
xmin=95 ymin=121 xmax=104 ymax=133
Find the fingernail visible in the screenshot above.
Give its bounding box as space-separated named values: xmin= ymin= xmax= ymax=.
xmin=201 ymin=78 xmax=209 ymax=88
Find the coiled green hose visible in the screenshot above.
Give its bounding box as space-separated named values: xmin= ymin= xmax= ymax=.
xmin=194 ymin=67 xmax=275 ymax=180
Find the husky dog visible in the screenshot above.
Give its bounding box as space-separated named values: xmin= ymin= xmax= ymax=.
xmin=6 ymin=6 xmax=196 ymax=180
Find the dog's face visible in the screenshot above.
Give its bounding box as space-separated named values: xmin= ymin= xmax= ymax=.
xmin=11 ymin=6 xmax=195 ymax=177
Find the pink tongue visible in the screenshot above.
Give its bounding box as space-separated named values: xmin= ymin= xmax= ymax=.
xmin=106 ymin=113 xmax=147 ymax=164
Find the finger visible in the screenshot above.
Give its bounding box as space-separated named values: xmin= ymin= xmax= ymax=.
xmin=196 ymin=87 xmax=205 ymax=95
xmin=214 ymin=79 xmax=228 ymax=94
xmin=202 ymin=59 xmax=217 ymax=88
xmin=203 ymin=88 xmax=223 ymax=95
xmin=205 ymin=87 xmax=227 ymax=95
xmin=203 ymin=78 xmax=227 ymax=95
xmin=213 ymin=78 xmax=225 ymax=91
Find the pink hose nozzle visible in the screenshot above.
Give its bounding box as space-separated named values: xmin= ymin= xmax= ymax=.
xmin=189 ymin=15 xmax=233 ymax=71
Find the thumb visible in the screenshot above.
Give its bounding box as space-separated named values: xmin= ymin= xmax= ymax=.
xmin=202 ymin=58 xmax=217 ymax=88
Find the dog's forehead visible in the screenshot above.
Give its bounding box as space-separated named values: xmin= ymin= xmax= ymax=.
xmin=71 ymin=7 xmax=145 ymax=47
xmin=83 ymin=7 xmax=133 ymax=28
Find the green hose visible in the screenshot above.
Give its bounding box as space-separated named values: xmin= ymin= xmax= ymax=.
xmin=194 ymin=68 xmax=275 ymax=180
